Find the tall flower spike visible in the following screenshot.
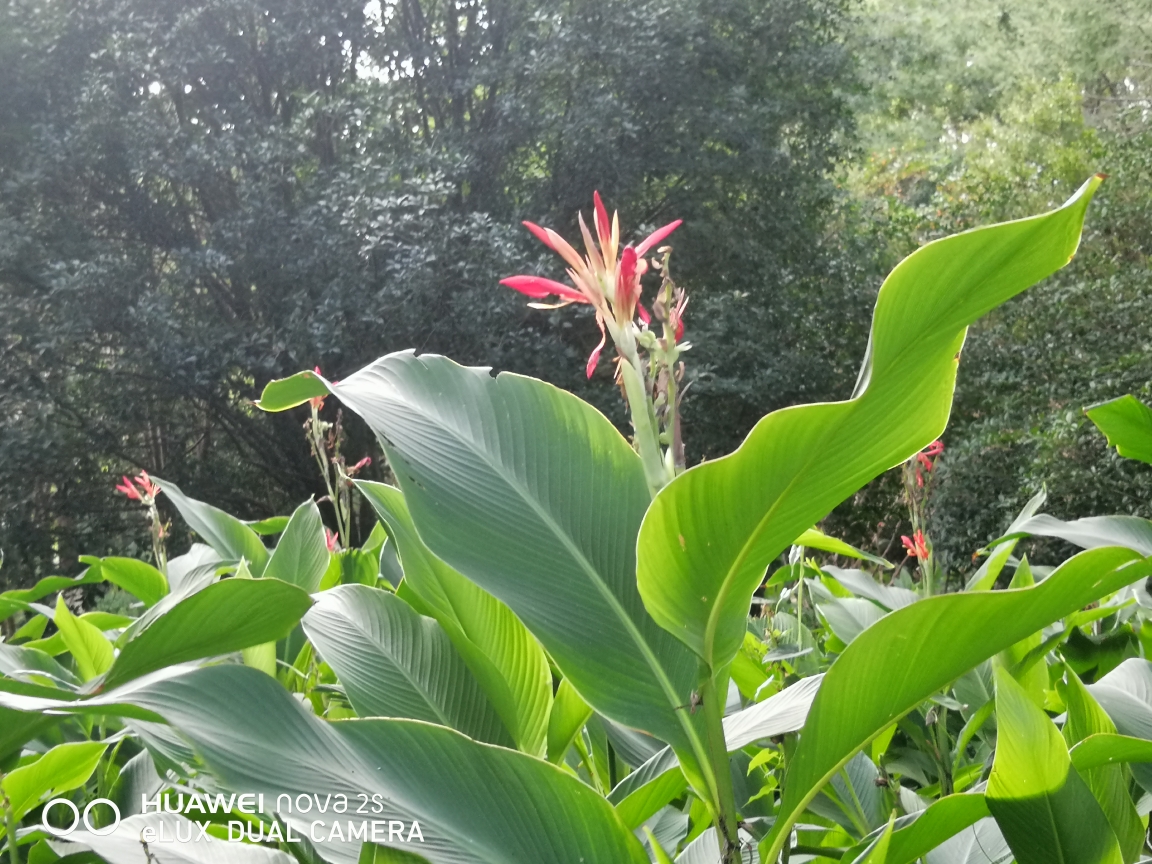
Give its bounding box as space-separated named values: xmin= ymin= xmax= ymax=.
xmin=501 ymin=194 xmax=682 ymax=376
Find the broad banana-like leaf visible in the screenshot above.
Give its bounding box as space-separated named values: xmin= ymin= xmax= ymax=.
xmin=0 ymin=741 xmax=107 ymax=824
xmin=304 ymin=584 xmax=511 ymax=746
xmin=53 ymin=813 xmax=295 ymax=864
xmin=858 ymin=816 xmax=896 ymax=864
xmin=824 ymin=567 xmax=918 ymax=611
xmin=0 ymin=710 xmax=57 ymax=761
xmin=607 ymin=672 xmax=824 ymax=828
xmin=79 ymin=556 xmax=168 ymax=607
xmin=547 ymin=679 xmax=592 ymax=763
xmin=260 ymin=354 xmax=709 ymax=784
xmin=993 ymin=514 xmax=1152 ymax=557
xmin=264 ymin=500 xmax=330 ymax=592
xmin=1087 ymin=659 xmax=1152 ymax=793
xmin=156 ymin=478 xmax=269 ymax=575
xmin=0 ymin=571 xmax=103 ymax=623
xmin=967 ymin=488 xmax=1048 ymax=592
xmin=101 ymin=578 xmax=312 ymax=689
xmin=166 ymin=544 xmax=226 ymax=594
xmin=0 ymin=643 xmax=79 ymax=687
xmin=123 ymin=665 xmax=650 ymax=864
xmin=356 ymin=483 xmax=551 ymax=756
xmin=818 ymin=598 xmax=886 ymax=645
xmin=759 ymin=545 xmax=1151 ymax=862
xmin=673 ymin=827 xmax=755 ymax=863
xmin=924 ymin=818 xmax=1012 ymax=864
xmin=54 ymin=595 xmax=113 ymax=681
xmin=1087 ymin=395 xmax=1152 ymax=465
xmin=986 ymin=668 xmax=1122 ymax=864
xmin=843 ymin=794 xmax=991 ymax=864
xmin=1063 ymin=671 xmax=1145 ymax=863
xmin=1071 ymin=733 xmax=1152 ymax=770
xmin=636 ymin=176 xmax=1103 ymax=673
xmin=609 ymin=748 xmax=686 ymax=829
xmin=796 ymin=529 xmax=892 ymax=569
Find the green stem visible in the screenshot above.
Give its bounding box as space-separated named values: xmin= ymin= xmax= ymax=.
xmin=617 ymin=354 xmax=671 ymax=497
xmin=573 ymin=733 xmax=605 ymax=795
xmin=699 ymin=673 xmax=740 ymax=863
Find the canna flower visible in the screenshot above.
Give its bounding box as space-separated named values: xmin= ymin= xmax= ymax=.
xmin=116 ymin=471 xmax=159 ymax=502
xmin=347 ymin=456 xmax=372 ymax=477
xmin=901 ymin=530 xmax=929 ymax=560
xmin=325 ymin=527 xmax=339 ymax=553
xmin=116 ymin=476 xmax=141 ymax=500
xmin=134 ymin=471 xmax=159 ymax=499
xmin=915 ymin=440 xmax=944 ymax=475
xmin=501 ymin=192 xmax=681 ymax=376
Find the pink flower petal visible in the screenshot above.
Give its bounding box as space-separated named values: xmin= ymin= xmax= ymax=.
xmin=500 ymin=276 xmax=588 ymax=303
xmin=637 ymin=302 xmax=651 ymax=324
xmin=593 ymin=191 xmax=611 ymax=246
xmin=586 ymin=323 xmax=607 ymax=379
xmin=636 ymin=219 xmax=683 ymax=256
xmin=522 ymin=221 xmax=555 ymax=251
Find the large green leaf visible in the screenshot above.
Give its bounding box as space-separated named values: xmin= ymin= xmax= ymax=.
xmin=995 ymin=514 xmax=1152 ymax=557
xmin=759 ymin=545 xmax=1151 ymax=862
xmin=1 ymin=741 xmax=107 ymax=823
xmin=263 ymin=354 xmax=709 ymax=783
xmin=79 ymin=556 xmax=168 ymax=607
xmin=122 ymin=665 xmax=649 ymax=864
xmin=1071 ymin=733 xmax=1152 ymax=771
xmin=0 ymin=711 xmax=56 ymax=761
xmin=254 ymin=369 xmax=330 ymax=411
xmin=1063 ymin=671 xmax=1145 ymax=863
xmin=843 ymin=794 xmax=991 ymax=864
xmin=636 ymin=176 xmax=1102 ymax=672
xmin=156 ymin=478 xmax=269 ymax=575
xmin=547 ymin=679 xmax=593 ymax=763
xmin=1086 ymin=395 xmax=1152 ymax=466
xmin=303 ymin=584 xmax=511 ymax=746
xmin=101 ymin=578 xmax=312 ymax=689
xmin=0 ymin=643 xmax=80 ymax=688
xmin=357 ymin=483 xmax=551 ymax=756
xmin=53 ymin=595 xmax=113 ymax=682
xmin=986 ymin=667 xmax=1122 ymax=864
xmin=56 ymin=813 xmax=295 ymax=864
xmin=0 ymin=572 xmax=103 ymax=623
xmin=264 ymin=500 xmax=331 ymax=592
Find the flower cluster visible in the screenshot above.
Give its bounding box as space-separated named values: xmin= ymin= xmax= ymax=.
xmin=913 ymin=439 xmax=944 ymax=488
xmin=501 ymin=192 xmax=682 ymax=377
xmin=901 ymin=530 xmax=929 ymax=560
xmin=115 ymin=470 xmax=159 ymax=502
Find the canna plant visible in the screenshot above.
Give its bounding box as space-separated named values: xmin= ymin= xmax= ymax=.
xmin=6 ymin=175 xmax=1152 ymax=864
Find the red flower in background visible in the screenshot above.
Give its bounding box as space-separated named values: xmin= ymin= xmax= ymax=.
xmin=901 ymin=530 xmax=929 ymax=560
xmin=116 ymin=471 xmax=159 ymax=502
xmin=500 ymin=192 xmax=681 ymax=377
xmin=309 ymin=366 xmax=327 ymax=410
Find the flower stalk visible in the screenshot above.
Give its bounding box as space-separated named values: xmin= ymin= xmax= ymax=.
xmin=304 ymin=372 xmax=372 ymax=549
xmin=501 ymin=193 xmax=689 ymax=497
xmin=115 ymin=471 xmax=168 ymax=574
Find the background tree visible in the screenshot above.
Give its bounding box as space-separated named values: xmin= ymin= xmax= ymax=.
xmin=0 ymin=0 xmax=862 ymax=584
